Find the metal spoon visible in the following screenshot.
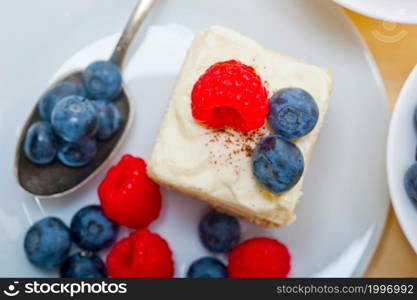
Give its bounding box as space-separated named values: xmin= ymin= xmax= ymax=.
xmin=14 ymin=0 xmax=156 ymax=198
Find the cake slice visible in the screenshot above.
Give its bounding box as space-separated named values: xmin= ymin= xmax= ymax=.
xmin=148 ymin=26 xmax=332 ymax=227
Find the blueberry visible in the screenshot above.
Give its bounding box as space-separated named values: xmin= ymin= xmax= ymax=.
xmin=187 ymin=257 xmax=228 ymax=278
xmin=38 ymin=81 xmax=85 ymax=121
xmin=57 ymin=139 xmax=97 ymax=167
xmin=70 ymin=205 xmax=118 ymax=251
xmin=268 ymin=88 xmax=319 ymax=139
xmin=24 ymin=217 xmax=71 ymax=269
xmin=199 ymin=210 xmax=240 ymax=253
xmin=51 ymin=95 xmax=99 ymax=143
xmin=252 ymin=135 xmax=304 ymax=193
xmin=23 ymin=121 xmax=57 ymax=165
xmin=404 ymin=163 xmax=417 ymax=202
xmin=60 ymin=252 xmax=107 ymax=278
xmin=94 ymin=100 xmax=121 ymax=140
xmin=82 ymin=61 xmax=122 ymax=100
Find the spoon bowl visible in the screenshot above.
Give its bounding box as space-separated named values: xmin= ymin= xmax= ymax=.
xmin=14 ymin=0 xmax=155 ymax=198
xmin=14 ymin=71 xmax=133 ymax=198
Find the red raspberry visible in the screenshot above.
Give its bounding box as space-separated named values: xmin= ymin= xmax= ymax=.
xmin=98 ymin=154 xmax=161 ymax=229
xmin=191 ymin=60 xmax=269 ymax=132
xmin=106 ymin=229 xmax=174 ymax=278
xmin=228 ymin=237 xmax=291 ymax=278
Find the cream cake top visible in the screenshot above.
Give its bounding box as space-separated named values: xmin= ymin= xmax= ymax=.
xmin=149 ymin=26 xmax=332 ymax=226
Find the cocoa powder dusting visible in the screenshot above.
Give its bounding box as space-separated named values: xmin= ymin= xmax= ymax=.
xmin=204 ymin=127 xmax=269 ymax=175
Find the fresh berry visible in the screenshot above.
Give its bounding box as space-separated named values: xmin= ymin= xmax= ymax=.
xmin=51 ymin=95 xmax=99 ymax=143
xmin=38 ymin=81 xmax=85 ymax=121
xmin=268 ymin=88 xmax=319 ymax=139
xmin=228 ymin=237 xmax=291 ymax=278
xmin=191 ymin=60 xmax=269 ymax=132
xmin=404 ymin=163 xmax=417 ymax=202
xmin=98 ymin=154 xmax=161 ymax=229
xmin=70 ymin=205 xmax=118 ymax=251
xmin=24 ymin=217 xmax=71 ymax=269
xmin=23 ymin=121 xmax=57 ymax=165
xmin=60 ymin=252 xmax=107 ymax=278
xmin=199 ymin=210 xmax=240 ymax=253
xmin=187 ymin=257 xmax=228 ymax=278
xmin=106 ymin=229 xmax=174 ymax=278
xmin=57 ymin=139 xmax=97 ymax=167
xmin=252 ymin=135 xmax=304 ymax=193
xmin=94 ymin=100 xmax=121 ymax=140
xmin=82 ymin=61 xmax=122 ymax=100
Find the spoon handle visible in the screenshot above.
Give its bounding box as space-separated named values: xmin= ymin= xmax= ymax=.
xmin=110 ymin=0 xmax=156 ymax=67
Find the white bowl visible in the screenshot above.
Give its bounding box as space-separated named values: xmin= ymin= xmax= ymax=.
xmin=334 ymin=0 xmax=417 ymax=24
xmin=387 ymin=64 xmax=417 ymax=254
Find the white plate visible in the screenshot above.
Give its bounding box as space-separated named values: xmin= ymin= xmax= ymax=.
xmin=334 ymin=0 xmax=417 ymax=24
xmin=0 ymin=0 xmax=389 ymax=277
xmin=387 ymin=65 xmax=417 ymax=254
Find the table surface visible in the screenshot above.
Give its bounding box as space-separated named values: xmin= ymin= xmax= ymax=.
xmin=344 ymin=9 xmax=417 ymax=277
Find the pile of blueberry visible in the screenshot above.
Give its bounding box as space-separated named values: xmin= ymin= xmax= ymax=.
xmin=252 ymin=88 xmax=319 ymax=193
xmin=23 ymin=61 xmax=122 ymax=167
xmin=24 ymin=205 xmax=118 ymax=277
xmin=186 ymin=210 xmax=240 ymax=278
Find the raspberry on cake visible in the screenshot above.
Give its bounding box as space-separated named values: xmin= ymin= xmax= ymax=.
xmin=148 ymin=26 xmax=332 ymax=227
xmin=191 ymin=60 xmax=269 ymax=132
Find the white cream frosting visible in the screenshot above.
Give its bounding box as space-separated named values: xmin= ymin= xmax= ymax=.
xmin=149 ymin=26 xmax=332 ymax=226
